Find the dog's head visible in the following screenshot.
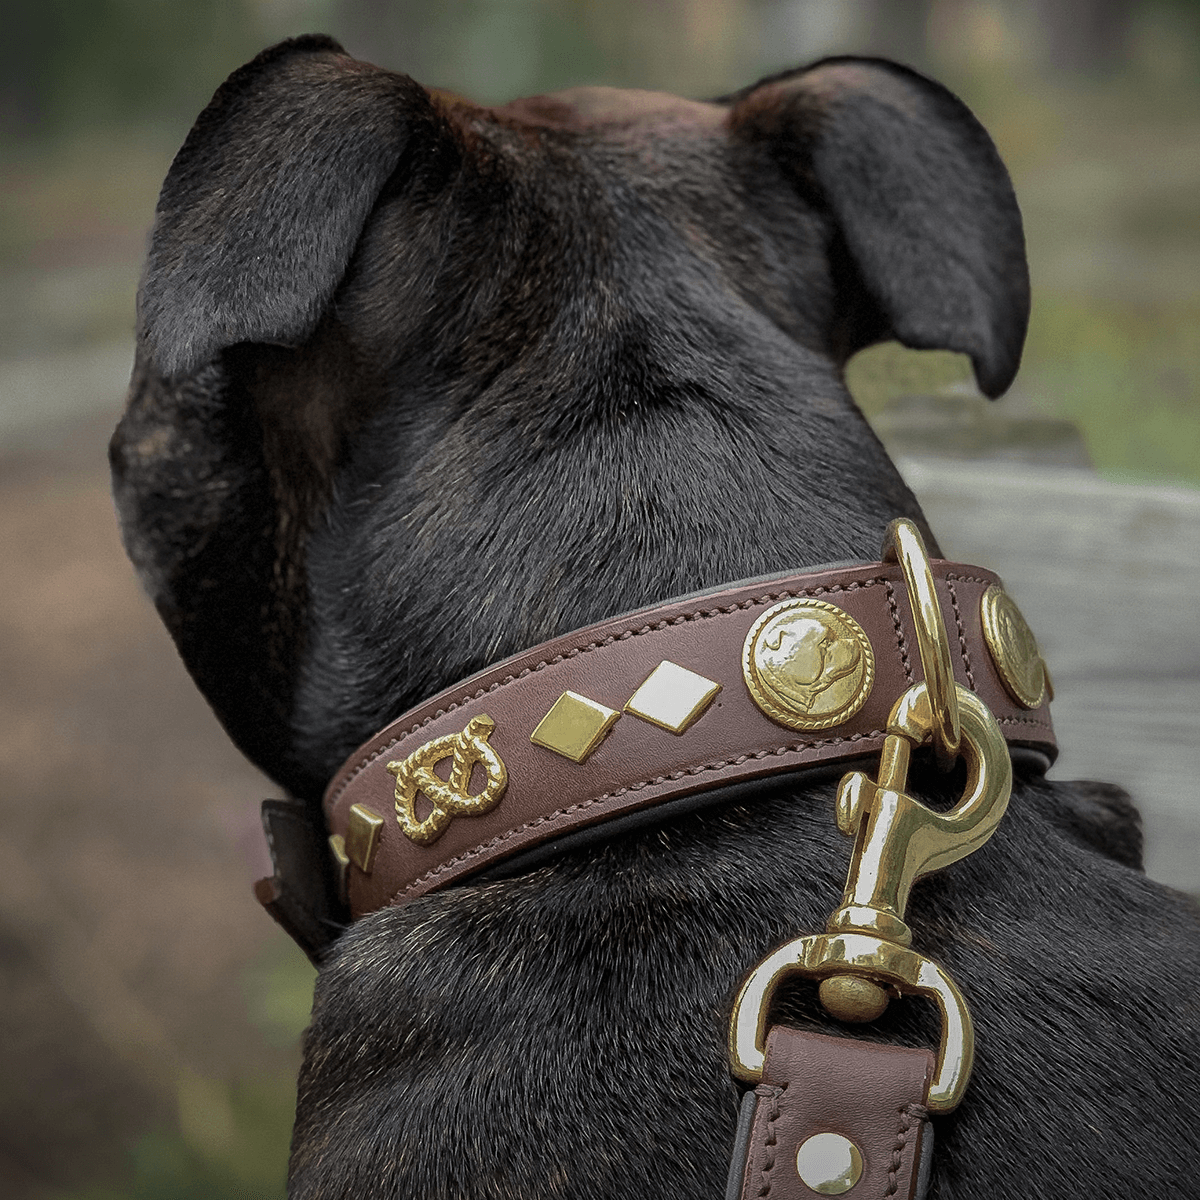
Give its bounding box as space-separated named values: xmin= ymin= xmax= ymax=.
xmin=111 ymin=35 xmax=1028 ymax=802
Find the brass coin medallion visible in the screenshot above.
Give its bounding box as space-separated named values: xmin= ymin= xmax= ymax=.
xmin=743 ymin=599 xmax=875 ymax=730
xmin=980 ymin=584 xmax=1046 ymax=709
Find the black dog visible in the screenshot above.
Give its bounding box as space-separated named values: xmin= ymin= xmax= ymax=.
xmin=111 ymin=35 xmax=1199 ymax=1198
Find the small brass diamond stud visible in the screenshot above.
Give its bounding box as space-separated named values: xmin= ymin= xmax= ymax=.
xmin=624 ymin=660 xmax=721 ymax=734
xmin=345 ymin=803 xmax=384 ymax=874
xmin=328 ymin=834 xmax=350 ymax=902
xmin=530 ymin=691 xmax=621 ymax=763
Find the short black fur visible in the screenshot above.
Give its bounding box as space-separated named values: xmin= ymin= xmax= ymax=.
xmin=111 ymin=37 xmax=1199 ymax=1198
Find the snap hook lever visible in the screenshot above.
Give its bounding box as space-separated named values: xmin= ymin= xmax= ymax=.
xmin=821 ymin=682 xmax=1011 ymax=1015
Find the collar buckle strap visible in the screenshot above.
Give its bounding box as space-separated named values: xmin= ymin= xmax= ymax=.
xmin=315 ymin=527 xmax=1051 ymax=920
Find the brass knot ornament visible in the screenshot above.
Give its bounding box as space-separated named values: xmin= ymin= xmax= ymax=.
xmin=743 ymin=599 xmax=874 ymax=730
xmin=388 ymin=714 xmax=508 ymax=846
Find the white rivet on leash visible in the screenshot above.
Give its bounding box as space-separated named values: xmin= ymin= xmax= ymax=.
xmin=795 ymin=1132 xmax=863 ymax=1194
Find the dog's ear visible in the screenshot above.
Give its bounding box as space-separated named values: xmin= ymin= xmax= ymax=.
xmin=728 ymin=57 xmax=1030 ymax=397
xmin=139 ymin=34 xmax=435 ymax=377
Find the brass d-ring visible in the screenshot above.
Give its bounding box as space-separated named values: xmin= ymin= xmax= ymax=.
xmin=882 ymin=519 xmax=960 ymax=769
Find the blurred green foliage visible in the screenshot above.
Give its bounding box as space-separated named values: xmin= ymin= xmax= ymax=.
xmin=1 ymin=0 xmax=266 ymax=137
xmin=846 ymin=346 xmax=975 ymax=414
xmin=54 ymin=940 xmax=313 ymax=1200
xmin=59 ymin=1077 xmax=293 ymax=1200
xmin=241 ymin=940 xmax=319 ymax=1051
xmin=0 ymin=0 xmax=756 ymax=139
xmin=1025 ymin=294 xmax=1200 ymax=482
xmin=6 ymin=1 xmax=1194 ymax=486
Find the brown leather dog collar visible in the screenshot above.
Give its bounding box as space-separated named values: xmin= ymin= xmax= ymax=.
xmin=322 ymin=558 xmax=1055 ymax=919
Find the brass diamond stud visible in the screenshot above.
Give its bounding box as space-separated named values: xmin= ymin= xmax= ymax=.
xmin=345 ymin=803 xmax=384 ymax=874
xmin=530 ymin=691 xmax=621 ymax=763
xmin=624 ymin=660 xmax=721 ymax=734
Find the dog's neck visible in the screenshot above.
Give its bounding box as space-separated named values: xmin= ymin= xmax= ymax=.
xmin=290 ymin=338 xmax=926 ymax=794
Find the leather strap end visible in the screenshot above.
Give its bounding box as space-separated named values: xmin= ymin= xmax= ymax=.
xmin=728 ymin=1028 xmax=935 ymax=1200
xmin=256 ymin=798 xmax=346 ymax=967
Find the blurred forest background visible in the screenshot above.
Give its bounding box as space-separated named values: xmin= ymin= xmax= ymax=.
xmin=1 ymin=2 xmax=1197 ymax=1198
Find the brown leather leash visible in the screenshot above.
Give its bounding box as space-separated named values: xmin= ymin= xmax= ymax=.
xmin=257 ymin=519 xmax=1054 ymax=1199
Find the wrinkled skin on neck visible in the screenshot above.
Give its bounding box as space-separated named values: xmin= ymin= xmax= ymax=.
xmin=110 ymin=37 xmax=1199 ymax=1199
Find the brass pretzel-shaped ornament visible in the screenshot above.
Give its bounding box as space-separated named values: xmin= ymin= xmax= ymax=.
xmin=728 ymin=521 xmax=1013 ymax=1113
xmin=387 ymin=714 xmax=508 ymax=846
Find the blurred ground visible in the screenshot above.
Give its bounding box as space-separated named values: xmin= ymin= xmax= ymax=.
xmin=1 ymin=140 xmax=310 ymax=1200
xmin=2 ymin=13 xmax=1199 ymax=1200
xmin=0 ymin=415 xmax=309 ymax=1198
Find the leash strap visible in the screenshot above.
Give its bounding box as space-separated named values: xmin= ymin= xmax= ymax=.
xmin=726 ymin=1029 xmax=934 ymax=1200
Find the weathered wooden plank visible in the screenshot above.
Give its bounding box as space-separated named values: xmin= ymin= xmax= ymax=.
xmin=900 ymin=457 xmax=1200 ymax=894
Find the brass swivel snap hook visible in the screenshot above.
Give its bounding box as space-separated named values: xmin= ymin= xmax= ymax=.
xmin=820 ymin=682 xmax=1011 ymax=1022
xmin=728 ymin=521 xmax=1014 ymax=1113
